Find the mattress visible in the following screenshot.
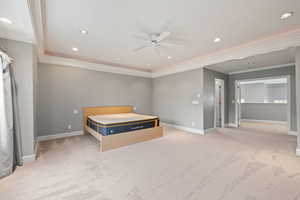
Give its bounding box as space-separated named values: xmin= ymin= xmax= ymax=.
xmin=87 ymin=113 xmax=159 ymax=136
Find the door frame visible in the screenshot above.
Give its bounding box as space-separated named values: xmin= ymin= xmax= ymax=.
xmin=234 ymin=75 xmax=291 ymax=130
xmin=235 ymin=80 xmax=241 ymax=127
xmin=214 ymin=78 xmax=225 ymax=128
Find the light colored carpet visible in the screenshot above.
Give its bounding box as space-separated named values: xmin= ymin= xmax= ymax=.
xmin=1 ymin=123 xmax=300 ymax=200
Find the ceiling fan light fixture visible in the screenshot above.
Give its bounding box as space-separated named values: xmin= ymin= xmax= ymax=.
xmin=167 ymin=56 xmax=172 ymax=59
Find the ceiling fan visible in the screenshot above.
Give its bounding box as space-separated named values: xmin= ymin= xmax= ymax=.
xmin=133 ymin=31 xmax=182 ymax=55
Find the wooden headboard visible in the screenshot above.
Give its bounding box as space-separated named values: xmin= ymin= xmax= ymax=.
xmin=83 ymin=106 xmax=133 ymax=130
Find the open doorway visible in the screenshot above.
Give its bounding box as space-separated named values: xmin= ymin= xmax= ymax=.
xmin=214 ymin=79 xmax=225 ymax=128
xmin=234 ymin=76 xmax=290 ymax=131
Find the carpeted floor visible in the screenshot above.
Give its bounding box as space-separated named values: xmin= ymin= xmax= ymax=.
xmin=1 ymin=122 xmax=300 ymax=200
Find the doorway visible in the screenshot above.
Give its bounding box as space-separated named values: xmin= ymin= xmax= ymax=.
xmin=214 ymin=79 xmax=225 ymax=128
xmin=234 ymin=76 xmax=291 ymax=130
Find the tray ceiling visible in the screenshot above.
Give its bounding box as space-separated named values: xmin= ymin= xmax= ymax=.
xmin=43 ymin=0 xmax=300 ymax=72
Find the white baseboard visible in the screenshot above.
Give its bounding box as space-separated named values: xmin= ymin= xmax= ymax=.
xmin=204 ymin=128 xmax=217 ymax=133
xmin=22 ymin=143 xmax=38 ymax=163
xmin=226 ymin=123 xmax=238 ymax=128
xmin=241 ymin=119 xmax=286 ymax=124
xmin=38 ymin=130 xmax=84 ymax=142
xmin=288 ymin=131 xmax=298 ymax=136
xmin=22 ymin=154 xmax=36 ymax=163
xmin=296 ymin=148 xmax=300 ymax=157
xmin=161 ymin=122 xmax=204 ymax=135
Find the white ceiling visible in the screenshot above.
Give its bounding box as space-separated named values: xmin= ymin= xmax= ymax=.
xmin=0 ymin=0 xmax=35 ymax=43
xmin=205 ymin=48 xmax=295 ymax=74
xmin=43 ymin=0 xmax=300 ymax=72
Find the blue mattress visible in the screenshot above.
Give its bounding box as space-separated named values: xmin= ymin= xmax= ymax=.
xmin=87 ymin=114 xmax=159 ymax=136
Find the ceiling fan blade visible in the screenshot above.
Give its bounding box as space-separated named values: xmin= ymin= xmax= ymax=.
xmin=133 ymin=44 xmax=149 ymax=52
xmin=156 ymin=31 xmax=171 ymax=42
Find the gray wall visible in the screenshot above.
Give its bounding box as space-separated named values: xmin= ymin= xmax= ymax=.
xmin=37 ymin=63 xmax=153 ymax=136
xmin=203 ymin=68 xmax=228 ymax=130
xmin=228 ymin=66 xmax=297 ymax=131
xmin=240 ymin=83 xmax=266 ymax=103
xmin=152 ymin=68 xmax=204 ymax=130
xmin=295 ymin=48 xmax=300 ymax=148
xmin=241 ymin=103 xmax=287 ymax=121
xmin=1 ymin=38 xmax=37 ymax=156
xmin=240 ymin=83 xmax=287 ymax=103
xmin=267 ymin=84 xmax=287 ymax=102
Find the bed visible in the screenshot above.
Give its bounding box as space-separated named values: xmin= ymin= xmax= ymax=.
xmin=83 ymin=106 xmax=163 ymax=151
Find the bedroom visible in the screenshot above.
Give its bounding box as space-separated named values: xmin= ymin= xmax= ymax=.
xmin=1 ymin=0 xmax=300 ymax=199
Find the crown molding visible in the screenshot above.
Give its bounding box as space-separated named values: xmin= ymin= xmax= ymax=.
xmin=39 ymin=54 xmax=153 ymax=78
xmin=228 ymin=63 xmax=295 ymax=75
xmin=152 ymin=29 xmax=300 ymax=78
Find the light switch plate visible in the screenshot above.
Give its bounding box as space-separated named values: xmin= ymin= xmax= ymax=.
xmin=73 ymin=109 xmax=78 ymax=114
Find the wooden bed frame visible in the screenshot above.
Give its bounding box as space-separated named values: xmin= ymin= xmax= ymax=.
xmin=83 ymin=106 xmax=163 ymax=152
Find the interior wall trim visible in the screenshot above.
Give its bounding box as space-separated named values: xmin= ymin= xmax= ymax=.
xmin=228 ymin=63 xmax=295 ymax=75
xmin=22 ymin=144 xmax=38 ymax=163
xmin=39 ymin=54 xmax=153 ymax=78
xmin=288 ymin=131 xmax=298 ymax=136
xmin=204 ymin=128 xmax=217 ymax=133
xmin=161 ymin=122 xmax=204 ymax=135
xmin=22 ymin=154 xmax=36 ymax=163
xmin=226 ymin=123 xmax=239 ymax=128
xmin=241 ymin=119 xmax=287 ymax=124
xmin=38 ymin=130 xmax=84 ymax=142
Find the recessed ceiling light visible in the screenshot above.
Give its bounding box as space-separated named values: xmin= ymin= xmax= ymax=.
xmin=80 ymin=29 xmax=88 ymax=34
xmin=72 ymin=47 xmax=79 ymax=52
xmin=0 ymin=17 xmax=13 ymax=24
xmin=280 ymin=12 xmax=293 ymax=19
xmin=167 ymin=56 xmax=172 ymax=59
xmin=214 ymin=37 xmax=221 ymax=43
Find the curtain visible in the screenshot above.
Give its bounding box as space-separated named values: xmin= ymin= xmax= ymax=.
xmin=0 ymin=51 xmax=22 ymax=178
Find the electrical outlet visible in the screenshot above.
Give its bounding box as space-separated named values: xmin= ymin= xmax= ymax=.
xmin=191 ymin=122 xmax=195 ymax=127
xmin=133 ymin=107 xmax=137 ymax=111
xmin=67 ymin=124 xmax=72 ymax=130
xmin=73 ymin=109 xmax=78 ymax=114
xmin=197 ymin=94 xmax=201 ymax=98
